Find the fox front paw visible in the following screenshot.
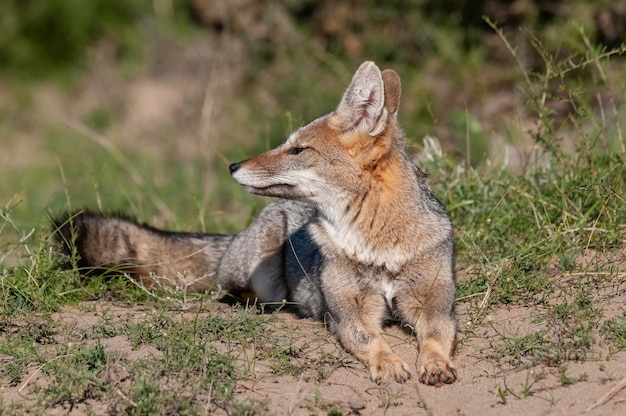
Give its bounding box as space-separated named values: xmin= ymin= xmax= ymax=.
xmin=369 ymin=352 xmax=412 ymax=384
xmin=417 ymin=353 xmax=457 ymax=386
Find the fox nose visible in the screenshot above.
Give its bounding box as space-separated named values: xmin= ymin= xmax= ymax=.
xmin=228 ymin=162 xmax=241 ymax=174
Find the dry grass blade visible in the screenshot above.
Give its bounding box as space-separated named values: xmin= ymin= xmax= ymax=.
xmin=585 ymin=378 xmax=626 ymax=413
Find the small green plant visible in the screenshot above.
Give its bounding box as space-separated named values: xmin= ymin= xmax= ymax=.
xmin=496 ymin=370 xmax=542 ymax=404
xmin=327 ymin=405 xmax=344 ymax=416
xmin=41 ymin=342 xmax=110 ymax=406
xmin=498 ymin=330 xmax=552 ymax=366
xmin=601 ymin=312 xmax=626 ymax=350
xmin=558 ymin=252 xmax=577 ymax=272
xmin=128 ymin=377 xmax=161 ymax=413
xmin=0 ymin=319 xmax=57 ymax=384
xmin=299 ymin=390 xmax=347 ymax=416
xmin=520 ymin=370 xmax=537 ymax=398
xmin=229 ymin=399 xmax=266 ymax=416
xmin=379 ymin=390 xmax=406 ymax=410
xmin=559 ymin=365 xmax=588 ymax=387
xmin=496 ymin=385 xmax=508 ymax=405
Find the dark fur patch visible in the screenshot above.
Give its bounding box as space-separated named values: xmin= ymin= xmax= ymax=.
xmin=52 ymin=210 xmax=111 ymax=275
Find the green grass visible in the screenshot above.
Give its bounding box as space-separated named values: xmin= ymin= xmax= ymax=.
xmin=601 ymin=312 xmax=626 ymax=351
xmin=0 ymin=304 xmax=285 ymax=414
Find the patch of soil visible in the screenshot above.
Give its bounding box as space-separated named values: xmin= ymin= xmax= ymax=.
xmin=3 ymin=295 xmax=625 ymax=415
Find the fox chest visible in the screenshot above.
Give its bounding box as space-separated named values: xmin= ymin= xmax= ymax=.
xmin=334 ymin=259 xmax=413 ymax=306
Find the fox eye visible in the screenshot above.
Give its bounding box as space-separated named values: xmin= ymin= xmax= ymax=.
xmin=288 ymin=145 xmax=308 ymax=155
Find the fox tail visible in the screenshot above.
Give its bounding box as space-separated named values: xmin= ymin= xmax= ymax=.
xmin=52 ymin=211 xmax=233 ymax=293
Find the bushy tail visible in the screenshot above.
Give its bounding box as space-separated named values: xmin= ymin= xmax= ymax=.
xmin=52 ymin=211 xmax=234 ymax=292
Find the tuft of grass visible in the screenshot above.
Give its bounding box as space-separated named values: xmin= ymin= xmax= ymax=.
xmin=112 ymin=376 xmax=198 ymax=416
xmin=299 ymin=390 xmax=350 ymax=416
xmin=0 ymin=317 xmax=57 ymax=385
xmin=1 ymin=206 xmax=155 ymax=317
xmin=496 ymin=369 xmax=543 ymax=403
xmin=448 ymin=23 xmax=625 ymax=371
xmin=41 ymin=342 xmax=111 ymax=406
xmin=601 ymin=312 xmax=626 ymax=351
xmin=559 ymin=365 xmax=588 ymax=387
xmin=228 ymin=398 xmax=269 ymax=416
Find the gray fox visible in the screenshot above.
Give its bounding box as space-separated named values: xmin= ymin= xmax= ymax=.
xmin=54 ymin=61 xmax=457 ymax=386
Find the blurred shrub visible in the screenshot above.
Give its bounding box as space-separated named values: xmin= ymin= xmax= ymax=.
xmin=191 ymin=0 xmax=624 ymax=67
xmin=0 ymin=0 xmax=189 ymax=79
xmin=3 ymin=0 xmax=622 ymax=80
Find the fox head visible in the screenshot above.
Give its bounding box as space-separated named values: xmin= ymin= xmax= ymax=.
xmin=229 ymin=61 xmax=411 ymax=215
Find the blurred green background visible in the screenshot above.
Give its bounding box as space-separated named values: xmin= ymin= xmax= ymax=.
xmin=0 ymin=0 xmax=624 ymax=239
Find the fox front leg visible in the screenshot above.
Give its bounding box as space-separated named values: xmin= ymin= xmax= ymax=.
xmin=395 ymin=259 xmax=457 ymax=386
xmin=324 ymin=282 xmax=411 ymax=383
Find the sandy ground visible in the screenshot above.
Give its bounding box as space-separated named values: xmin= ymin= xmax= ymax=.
xmin=2 ymin=293 xmax=625 ymax=416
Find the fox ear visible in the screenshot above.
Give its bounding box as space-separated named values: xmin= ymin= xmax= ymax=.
xmin=335 ymin=61 xmax=388 ymax=136
xmin=381 ymin=69 xmax=401 ymax=115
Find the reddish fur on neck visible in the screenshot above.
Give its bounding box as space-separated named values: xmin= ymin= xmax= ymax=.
xmin=340 ymin=127 xmax=413 ymax=243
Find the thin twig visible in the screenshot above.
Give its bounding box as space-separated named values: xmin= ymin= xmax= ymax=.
xmin=585 ymin=378 xmax=626 ymax=413
xmin=115 ymin=388 xmax=138 ymax=408
xmin=559 ymin=227 xmax=609 ymax=235
xmin=18 ymin=354 xmax=74 ymax=394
